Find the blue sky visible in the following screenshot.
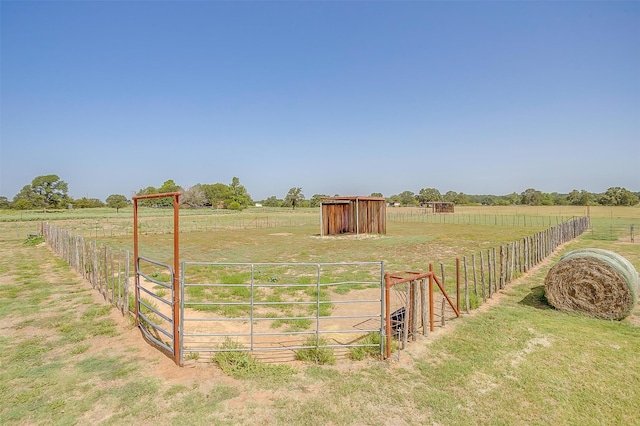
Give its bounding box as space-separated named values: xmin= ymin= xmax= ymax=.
xmin=1 ymin=1 xmax=639 ymax=202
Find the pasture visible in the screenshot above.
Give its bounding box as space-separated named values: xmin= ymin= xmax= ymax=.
xmin=0 ymin=205 xmax=638 ymax=424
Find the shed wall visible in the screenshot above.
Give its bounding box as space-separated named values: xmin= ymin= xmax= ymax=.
xmin=321 ymin=197 xmax=386 ymax=236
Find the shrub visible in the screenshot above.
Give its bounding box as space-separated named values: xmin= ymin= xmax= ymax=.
xmin=228 ymin=201 xmax=242 ymax=211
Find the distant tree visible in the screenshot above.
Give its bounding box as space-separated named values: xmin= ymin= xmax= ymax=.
xmin=417 ymin=188 xmax=442 ymax=204
xmin=284 ymin=187 xmax=304 ymax=210
xmin=106 ymin=194 xmax=130 ymax=212
xmin=180 ymin=185 xmax=207 ymax=208
xmin=620 ymin=189 xmax=640 ymax=206
xmin=370 ymin=192 xmax=384 ymax=198
xmin=539 ymin=192 xmax=554 ymax=206
xmin=229 ymin=177 xmax=252 ymax=208
xmin=12 ymin=185 xmax=39 ymax=209
xmin=13 ymin=199 xmax=33 ymax=210
xmin=481 ymin=196 xmax=496 ymax=206
xmin=549 ymin=192 xmax=568 ymax=206
xmin=398 ymin=191 xmax=417 ymax=206
xmin=201 ymin=183 xmax=231 ymax=208
xmin=156 ymin=180 xmax=183 ymax=207
xmin=598 ymin=187 xmax=639 ymax=206
xmin=504 ymin=192 xmax=521 ymax=205
xmin=158 ymin=179 xmax=182 ymax=194
xmin=520 ymin=188 xmax=543 ymax=206
xmin=136 ymin=186 xmax=159 ymax=207
xmin=309 ymin=194 xmax=329 ymax=208
xmin=567 ymin=190 xmax=589 ymax=206
xmin=31 ymin=174 xmax=69 ymax=212
xmin=387 ymin=194 xmax=400 ymax=205
xmin=464 ymin=194 xmax=482 ymax=205
xmin=262 ymin=196 xmax=282 ymax=207
xmin=137 ymin=186 xmax=158 ymax=196
xmin=0 ymin=196 xmax=10 ymax=209
xmin=74 ymin=197 xmax=105 ymax=208
xmin=443 ymin=191 xmax=456 ymax=203
xmin=454 ymin=192 xmax=470 ymax=205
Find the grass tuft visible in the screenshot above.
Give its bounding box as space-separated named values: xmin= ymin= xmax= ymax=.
xmin=348 ymin=332 xmax=382 ymax=360
xmin=213 ymin=338 xmax=295 ymax=381
xmin=296 ymin=337 xmax=336 ymax=365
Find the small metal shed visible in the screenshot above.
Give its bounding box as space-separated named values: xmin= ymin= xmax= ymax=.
xmin=320 ymin=196 xmax=387 ymax=236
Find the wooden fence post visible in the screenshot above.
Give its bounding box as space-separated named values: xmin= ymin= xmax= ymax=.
xmin=480 ymin=251 xmax=486 ymax=302
xmin=463 ymin=256 xmax=469 ymax=313
xmin=472 ymin=254 xmax=478 ymax=297
xmin=487 ymin=249 xmax=492 ymax=298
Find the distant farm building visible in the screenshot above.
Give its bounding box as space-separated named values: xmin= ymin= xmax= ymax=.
xmin=320 ymin=196 xmax=386 ymax=236
xmin=423 ymin=201 xmax=455 ymax=213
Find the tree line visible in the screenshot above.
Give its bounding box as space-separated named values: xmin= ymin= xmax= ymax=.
xmin=1 ymin=174 xmax=638 ymax=212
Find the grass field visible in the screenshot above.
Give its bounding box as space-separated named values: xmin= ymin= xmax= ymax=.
xmin=0 ymin=206 xmax=638 ymax=424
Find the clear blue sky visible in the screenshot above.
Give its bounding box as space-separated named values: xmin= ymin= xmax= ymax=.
xmin=1 ymin=1 xmax=639 ymax=202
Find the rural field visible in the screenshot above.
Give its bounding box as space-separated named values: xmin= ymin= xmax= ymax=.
xmin=0 ymin=205 xmax=639 ymax=425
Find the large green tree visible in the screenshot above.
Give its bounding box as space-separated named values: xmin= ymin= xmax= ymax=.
xmin=12 ymin=185 xmax=39 ymax=209
xmin=521 ymin=188 xmax=543 ymax=206
xmin=157 ymin=180 xmax=183 ymax=207
xmin=417 ymin=188 xmax=442 ymax=204
xmin=229 ymin=177 xmax=252 ymax=208
xmin=567 ymin=189 xmax=594 ymax=206
xmin=262 ymin=196 xmax=282 ymax=207
xmin=503 ymin=192 xmax=521 ymax=205
xmin=74 ymin=197 xmax=105 ymax=208
xmin=106 ymin=194 xmax=130 ymax=212
xmin=309 ymin=194 xmax=329 ymax=208
xmin=31 ymin=174 xmax=69 ymax=212
xmin=136 ymin=186 xmax=159 ymax=207
xmin=201 ymin=183 xmax=231 ymax=208
xmin=397 ymin=191 xmax=417 ymax=206
xmin=284 ymin=187 xmax=304 ymax=210
xmin=136 ymin=180 xmax=183 ymax=207
xmin=598 ymin=187 xmax=639 ymax=206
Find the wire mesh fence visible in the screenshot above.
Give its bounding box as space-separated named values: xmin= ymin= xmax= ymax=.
xmin=43 ymin=223 xmax=130 ymax=314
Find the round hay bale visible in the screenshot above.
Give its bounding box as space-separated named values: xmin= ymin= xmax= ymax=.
xmin=544 ymin=249 xmax=639 ymax=320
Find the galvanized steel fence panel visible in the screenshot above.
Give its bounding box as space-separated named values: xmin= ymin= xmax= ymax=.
xmin=179 ymin=261 xmax=385 ymax=362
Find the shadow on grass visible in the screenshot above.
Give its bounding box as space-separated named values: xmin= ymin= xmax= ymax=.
xmin=519 ymin=285 xmax=552 ymax=310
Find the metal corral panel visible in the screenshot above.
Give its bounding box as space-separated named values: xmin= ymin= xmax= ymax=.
xmin=321 ymin=196 xmax=386 ymax=236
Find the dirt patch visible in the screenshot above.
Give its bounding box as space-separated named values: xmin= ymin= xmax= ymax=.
xmin=310 ymin=233 xmax=385 ymax=240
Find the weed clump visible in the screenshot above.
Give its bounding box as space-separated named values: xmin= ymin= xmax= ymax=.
xmin=348 ymin=332 xmax=382 ymax=361
xmin=24 ymin=234 xmax=44 ymax=246
xmin=213 ymin=338 xmax=294 ymax=381
xmin=295 ymin=337 xmax=336 ymax=365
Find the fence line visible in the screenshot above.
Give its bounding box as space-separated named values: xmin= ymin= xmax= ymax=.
xmin=434 ymin=216 xmax=591 ymax=315
xmin=56 ymin=216 xmax=319 ymax=239
xmin=43 ymin=222 xmax=129 ymax=315
xmin=387 ymin=211 xmax=581 ymax=227
xmin=42 ymin=216 xmax=591 ymax=360
xmin=42 ymin=215 xmax=590 ymax=321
